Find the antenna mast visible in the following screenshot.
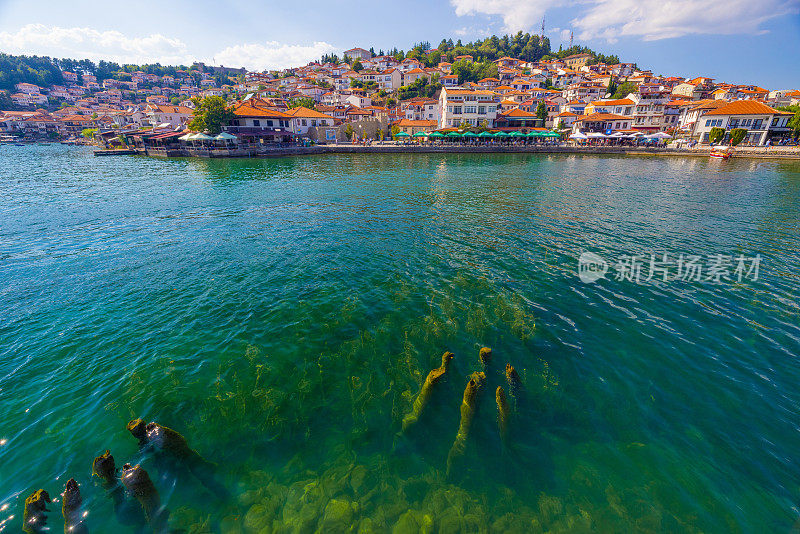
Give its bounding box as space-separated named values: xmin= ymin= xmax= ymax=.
xmin=539 ymin=17 xmax=545 ymax=46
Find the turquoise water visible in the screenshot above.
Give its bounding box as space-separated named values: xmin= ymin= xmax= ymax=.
xmin=1 ymin=145 xmax=800 ymax=533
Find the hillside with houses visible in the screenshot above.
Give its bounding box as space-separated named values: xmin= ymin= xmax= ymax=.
xmin=1 ymin=36 xmax=798 ymax=148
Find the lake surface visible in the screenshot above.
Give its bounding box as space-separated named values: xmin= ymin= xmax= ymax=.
xmin=1 ymin=145 xmax=800 ymax=533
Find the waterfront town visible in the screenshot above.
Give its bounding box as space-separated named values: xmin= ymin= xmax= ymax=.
xmin=1 ymin=41 xmax=799 ymax=153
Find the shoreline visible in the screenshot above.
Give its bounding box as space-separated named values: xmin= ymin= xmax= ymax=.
xmin=95 ymin=144 xmax=800 ymax=161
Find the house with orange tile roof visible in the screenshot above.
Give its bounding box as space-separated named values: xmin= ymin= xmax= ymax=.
xmin=144 ymin=103 xmax=194 ymax=128
xmin=343 ymin=48 xmax=372 ymax=61
xmin=554 ymin=111 xmax=578 ymax=128
xmin=392 ymin=119 xmax=438 ymax=135
xmin=224 ymin=99 xmax=293 ymax=140
xmin=494 ymin=107 xmax=542 ymax=129
xmin=402 ymin=68 xmax=429 ymax=87
xmin=440 ymin=74 xmax=459 ymax=88
xmin=695 ymin=100 xmax=793 ymax=145
xmin=563 ymin=53 xmax=592 ymax=68
xmin=402 ymin=98 xmax=439 ymax=122
xmin=584 ymin=98 xmax=635 ymax=117
xmin=438 ymin=87 xmax=500 ymax=128
xmin=572 ymin=112 xmax=632 ymax=134
xmin=285 ymin=106 xmax=336 ymax=136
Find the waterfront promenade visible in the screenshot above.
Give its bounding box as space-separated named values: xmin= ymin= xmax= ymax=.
xmin=107 ymin=143 xmax=800 ymax=160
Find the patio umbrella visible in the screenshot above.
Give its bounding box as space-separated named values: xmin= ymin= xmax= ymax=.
xmin=509 ymin=131 xmax=525 ymax=137
xmin=215 ymin=132 xmax=238 ymax=142
xmin=494 ymin=131 xmax=509 ymax=138
xmin=586 ymin=132 xmax=606 ymax=138
xmin=192 ymin=133 xmax=214 ymax=141
xmin=462 ymin=131 xmax=478 ymax=138
xmin=178 ymin=133 xmax=194 ymax=141
xmin=569 ymin=132 xmax=588 ymax=140
xmin=429 ymin=131 xmax=445 ymax=138
xmin=478 ymin=131 xmax=494 ymax=138
xmin=544 ymin=132 xmax=561 ymax=138
xmin=650 ymin=132 xmax=672 ymax=139
xmin=395 ymin=131 xmax=410 ymax=138
xmin=412 ymin=131 xmax=428 ymax=138
xmin=445 ymin=131 xmax=462 ymax=138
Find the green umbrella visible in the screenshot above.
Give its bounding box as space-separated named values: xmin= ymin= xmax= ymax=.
xmin=429 ymin=131 xmax=445 ymax=138
xmin=445 ymin=131 xmax=462 ymax=137
xmin=412 ymin=131 xmax=428 ymax=137
xmin=462 ymin=131 xmax=478 ymax=137
xmin=478 ymin=131 xmax=494 ymax=137
xmin=494 ymin=131 xmax=509 ymax=137
xmin=545 ymin=132 xmax=561 ymax=138
xmin=395 ymin=131 xmax=410 ymax=138
xmin=527 ymin=131 xmax=544 ymax=137
xmin=509 ymin=131 xmax=525 ymax=137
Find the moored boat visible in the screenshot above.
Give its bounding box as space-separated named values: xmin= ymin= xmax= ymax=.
xmin=710 ymin=145 xmax=734 ymax=160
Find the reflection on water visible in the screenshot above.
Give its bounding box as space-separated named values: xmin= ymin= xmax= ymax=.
xmin=1 ymin=146 xmax=800 ymax=532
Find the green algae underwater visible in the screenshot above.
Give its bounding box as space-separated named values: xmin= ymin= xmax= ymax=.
xmin=2 ymin=146 xmax=800 ymax=533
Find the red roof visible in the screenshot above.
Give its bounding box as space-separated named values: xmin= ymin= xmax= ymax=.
xmin=704 ymin=100 xmax=781 ymax=116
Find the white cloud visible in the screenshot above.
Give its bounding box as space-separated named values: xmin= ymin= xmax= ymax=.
xmin=0 ymin=24 xmax=195 ymax=65
xmin=450 ymin=0 xmax=799 ymax=41
xmin=0 ymin=24 xmax=337 ymax=70
xmin=214 ymin=42 xmax=336 ymax=71
xmin=450 ymin=0 xmax=559 ymax=33
xmin=573 ymin=0 xmax=800 ymax=41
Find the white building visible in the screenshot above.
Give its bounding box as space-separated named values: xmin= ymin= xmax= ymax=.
xmin=343 ymin=48 xmax=372 ymax=61
xmin=695 ymin=100 xmax=794 ymax=145
xmin=438 ymin=88 xmax=500 ymax=128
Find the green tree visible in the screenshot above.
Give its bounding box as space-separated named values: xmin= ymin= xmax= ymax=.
xmin=352 ymin=60 xmax=363 ymax=72
xmin=391 ymin=125 xmax=400 ymax=137
xmin=344 ymin=123 xmax=354 ymax=140
xmin=536 ymin=101 xmax=547 ymax=122
xmin=778 ymin=105 xmax=800 ymax=139
xmin=612 ymin=81 xmax=637 ymax=99
xmin=708 ymin=127 xmax=726 ymax=145
xmin=606 ymin=78 xmax=617 ymax=97
xmin=790 ymin=111 xmax=800 ymax=140
xmin=288 ymin=97 xmax=316 ymax=110
xmin=729 ymin=128 xmax=747 ymax=146
xmin=81 ymin=128 xmax=97 ymax=139
xmin=188 ymin=95 xmax=234 ymax=134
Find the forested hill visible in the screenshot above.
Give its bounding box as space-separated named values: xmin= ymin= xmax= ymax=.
xmin=0 ymin=53 xmax=236 ymax=92
xmin=324 ymin=33 xmax=620 ymax=67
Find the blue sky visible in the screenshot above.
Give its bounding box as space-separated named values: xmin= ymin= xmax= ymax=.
xmin=0 ymin=0 xmax=798 ymax=88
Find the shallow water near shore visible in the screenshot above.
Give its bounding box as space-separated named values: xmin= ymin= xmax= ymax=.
xmin=1 ymin=145 xmax=800 ymax=532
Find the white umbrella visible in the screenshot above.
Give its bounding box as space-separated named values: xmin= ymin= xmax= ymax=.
xmin=650 ymin=132 xmax=672 ymax=139
xmin=192 ymin=133 xmax=214 ymax=141
xmin=569 ymin=132 xmax=588 ymax=140
xmin=178 ymin=133 xmax=194 ymax=141
xmin=215 ymin=132 xmax=238 ymax=141
xmin=586 ymin=132 xmax=607 ymax=138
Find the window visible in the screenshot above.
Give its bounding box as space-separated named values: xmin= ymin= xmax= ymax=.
xmin=488 ymin=106 xmax=496 ymax=113
xmin=311 ymin=120 xmax=317 ymax=127
xmin=267 ymin=120 xmax=274 ymax=127
xmin=478 ymin=106 xmax=486 ymax=114
xmin=253 ymin=119 xmax=260 ymax=126
xmin=752 ymin=119 xmax=763 ymax=129
xmin=464 ymin=106 xmax=476 ymax=113
xmin=453 ymin=106 xmax=462 ymax=114
xmin=302 ymin=119 xmax=307 ymax=126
